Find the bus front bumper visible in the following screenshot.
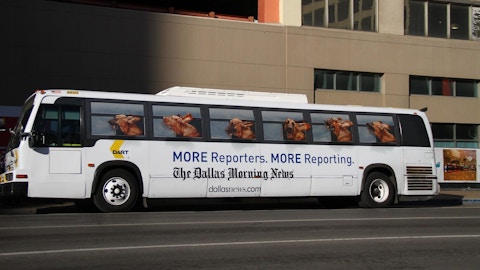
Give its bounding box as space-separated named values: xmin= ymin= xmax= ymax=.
xmin=0 ymin=182 xmax=28 ymax=197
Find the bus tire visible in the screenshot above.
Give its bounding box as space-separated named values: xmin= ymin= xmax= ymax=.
xmin=359 ymin=172 xmax=394 ymax=208
xmin=93 ymin=169 xmax=139 ymax=212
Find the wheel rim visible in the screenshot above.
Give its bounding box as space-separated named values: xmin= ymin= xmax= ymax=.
xmin=102 ymin=177 xmax=131 ymax=206
xmin=368 ymin=178 xmax=390 ymax=203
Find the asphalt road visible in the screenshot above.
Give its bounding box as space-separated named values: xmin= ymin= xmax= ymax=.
xmin=0 ymin=201 xmax=479 ymax=270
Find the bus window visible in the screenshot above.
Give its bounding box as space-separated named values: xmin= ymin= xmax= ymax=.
xmin=33 ymin=106 xmax=59 ymax=146
xmin=357 ymin=114 xmax=397 ymax=143
xmin=152 ymin=105 xmax=202 ymax=138
xmin=32 ymin=106 xmax=81 ymax=147
xmin=61 ymin=108 xmax=81 ymax=146
xmin=209 ymin=108 xmax=255 ymax=140
xmin=398 ymin=114 xmax=430 ymax=147
xmin=311 ymin=113 xmax=353 ymax=143
xmin=262 ymin=111 xmax=310 ymax=141
xmin=91 ymin=102 xmax=144 ymax=136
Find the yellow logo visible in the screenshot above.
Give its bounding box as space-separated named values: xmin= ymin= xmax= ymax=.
xmin=110 ymin=140 xmax=127 ymax=158
xmin=14 ymin=150 xmax=18 ymax=168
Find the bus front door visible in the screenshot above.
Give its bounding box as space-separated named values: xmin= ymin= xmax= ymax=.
xmin=27 ymin=105 xmax=86 ymax=199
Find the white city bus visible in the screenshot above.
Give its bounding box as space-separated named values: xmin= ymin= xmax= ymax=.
xmin=0 ymin=87 xmax=438 ymax=212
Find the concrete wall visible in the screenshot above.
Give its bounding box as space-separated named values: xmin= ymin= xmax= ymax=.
xmin=1 ymin=0 xmax=480 ymax=125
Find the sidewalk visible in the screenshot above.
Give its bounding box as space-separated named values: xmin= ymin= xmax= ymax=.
xmin=434 ymin=188 xmax=480 ymax=204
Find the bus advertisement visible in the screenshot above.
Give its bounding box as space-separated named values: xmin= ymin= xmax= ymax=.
xmin=0 ymin=88 xmax=439 ymax=212
xmin=435 ymin=148 xmax=480 ymax=183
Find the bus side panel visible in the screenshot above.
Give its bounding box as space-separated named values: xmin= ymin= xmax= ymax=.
xmin=401 ymin=148 xmax=438 ymax=196
xmin=307 ymin=145 xmax=358 ymax=196
xmin=357 ymin=146 xmax=403 ymax=192
xmin=26 ymin=145 xmax=86 ymax=199
xmin=85 ymin=139 xmax=150 ymax=198
xmin=148 ymin=141 xmax=361 ymax=198
xmin=148 ymin=141 xmax=208 ymax=198
xmin=260 ymin=144 xmax=312 ymax=197
xmin=206 ymin=142 xmax=263 ymax=198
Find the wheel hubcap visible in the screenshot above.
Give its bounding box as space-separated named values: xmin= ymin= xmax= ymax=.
xmin=369 ymin=179 xmax=389 ymax=203
xmin=102 ymin=178 xmax=131 ymax=206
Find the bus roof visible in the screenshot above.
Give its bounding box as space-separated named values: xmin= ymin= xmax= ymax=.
xmin=156 ymin=86 xmax=308 ymax=103
xmin=34 ymin=88 xmax=426 ymax=116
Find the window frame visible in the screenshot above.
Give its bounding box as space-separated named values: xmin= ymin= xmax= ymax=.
xmin=151 ymin=104 xmax=204 ymax=140
xmin=208 ymin=106 xmax=257 ymax=141
xmin=89 ymin=100 xmax=146 ymax=138
xmin=302 ymin=0 xmax=378 ymax=32
xmin=32 ymin=104 xmax=83 ymax=147
xmin=432 ymin=123 xmax=479 ymax=148
xmin=409 ymin=76 xmax=478 ymax=97
xmin=315 ymin=69 xmax=382 ymax=92
xmin=405 ymin=0 xmax=478 ymax=40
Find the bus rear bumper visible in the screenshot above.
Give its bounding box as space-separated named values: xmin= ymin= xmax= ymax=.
xmin=0 ymin=182 xmax=28 ymax=197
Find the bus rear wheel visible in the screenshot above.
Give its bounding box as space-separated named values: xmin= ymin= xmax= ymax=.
xmin=93 ymin=169 xmax=139 ymax=212
xmin=359 ymin=172 xmax=395 ymax=208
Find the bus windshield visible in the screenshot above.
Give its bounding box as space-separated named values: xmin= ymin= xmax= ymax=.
xmin=6 ymin=95 xmax=35 ymax=152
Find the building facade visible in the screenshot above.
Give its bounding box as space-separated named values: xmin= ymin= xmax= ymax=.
xmin=1 ymin=0 xmax=479 ymax=150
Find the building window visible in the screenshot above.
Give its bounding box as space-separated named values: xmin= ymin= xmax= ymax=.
xmin=315 ymin=69 xmax=382 ymax=92
xmin=428 ymin=2 xmax=447 ymax=38
xmin=432 ymin=123 xmax=479 ymax=148
xmin=409 ymin=76 xmax=478 ymax=97
xmin=354 ymin=0 xmax=376 ymax=31
xmin=302 ymin=0 xmax=377 ymax=32
xmin=405 ymin=0 xmax=480 ymax=40
xmin=474 ymin=7 xmax=480 ymax=40
xmin=405 ymin=0 xmax=426 ymax=36
xmin=451 ymin=4 xmax=470 ymax=40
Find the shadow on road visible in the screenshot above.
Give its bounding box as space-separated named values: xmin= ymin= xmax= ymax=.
xmin=0 ymin=193 xmax=466 ymax=215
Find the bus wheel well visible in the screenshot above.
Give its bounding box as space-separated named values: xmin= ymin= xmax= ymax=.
xmin=92 ymin=161 xmax=143 ymax=197
xmin=361 ymin=164 xmax=398 ymax=201
xmin=363 ymin=164 xmax=396 ymax=186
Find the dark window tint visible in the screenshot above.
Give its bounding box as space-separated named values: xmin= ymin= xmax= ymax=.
xmin=432 ymin=124 xmax=453 ymax=143
xmin=405 ymin=0 xmax=425 ymax=36
xmin=428 ymin=2 xmax=447 ymax=38
xmin=399 ymin=114 xmax=430 ymax=147
xmin=456 ymin=80 xmax=476 ymax=97
xmin=410 ymin=76 xmax=429 ymax=95
xmin=450 ymin=4 xmax=469 ymax=40
xmin=33 ymin=105 xmax=81 ymax=147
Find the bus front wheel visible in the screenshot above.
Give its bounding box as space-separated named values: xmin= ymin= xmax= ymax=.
xmin=359 ymin=172 xmax=395 ymax=208
xmin=93 ymin=169 xmax=139 ymax=212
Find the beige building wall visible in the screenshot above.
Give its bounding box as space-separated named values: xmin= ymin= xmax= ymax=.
xmin=1 ymin=0 xmax=480 ymax=126
xmin=378 ymin=0 xmax=404 ymax=35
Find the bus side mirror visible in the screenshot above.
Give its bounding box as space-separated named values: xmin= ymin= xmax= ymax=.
xmin=28 ymin=131 xmax=46 ymax=148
